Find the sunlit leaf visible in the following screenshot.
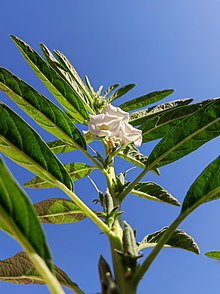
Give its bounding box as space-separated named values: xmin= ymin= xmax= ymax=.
xmin=147 ymin=98 xmax=220 ymax=169
xmin=102 ymin=84 xmax=119 ymax=97
xmin=47 ymin=139 xmax=76 ymax=154
xmin=11 ymin=35 xmax=88 ymax=123
xmin=24 ymin=163 xmax=95 ymax=188
xmin=0 ymin=158 xmax=52 ymax=269
xmin=181 ymin=156 xmax=220 ymax=213
xmin=120 ymin=89 xmax=174 ymax=112
xmin=118 ymin=145 xmax=159 ymax=175
xmin=0 ymin=103 xmax=73 ymax=191
xmin=34 ymin=198 xmax=87 ymax=224
xmin=129 ymin=98 xmax=193 ymax=126
xmin=131 ymin=182 xmax=180 ymax=206
xmin=205 ymin=251 xmax=220 ymax=261
xmin=41 ymin=44 xmax=94 ymax=114
xmin=138 ymin=227 xmax=199 ymax=254
xmin=0 ymin=252 xmax=84 ymax=293
xmin=140 ymin=99 xmax=212 ymax=143
xmin=107 ymin=84 xmax=135 ymax=103
xmin=0 ymin=67 xmax=86 ymax=149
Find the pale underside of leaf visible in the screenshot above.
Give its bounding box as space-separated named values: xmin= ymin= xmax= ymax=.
xmin=0 ymin=252 xmax=83 ymax=293
xmin=129 ymin=98 xmax=193 ymax=126
xmin=131 ymin=182 xmax=180 ymax=206
xmin=138 ymin=227 xmax=199 ymax=254
xmin=34 ymin=198 xmax=87 ymax=224
xmin=118 ymin=144 xmax=159 ymax=175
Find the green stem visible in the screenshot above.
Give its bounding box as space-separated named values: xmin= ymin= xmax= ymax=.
xmin=107 ymin=144 xmax=129 ymax=163
xmin=132 ymin=188 xmax=219 ymax=288
xmin=119 ymin=166 xmax=150 ymax=202
xmin=0 ymin=209 xmax=64 ymax=294
xmin=57 ymin=181 xmax=112 ymax=237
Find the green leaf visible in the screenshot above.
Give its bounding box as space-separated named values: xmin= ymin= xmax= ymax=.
xmin=10 ymin=35 xmax=88 ymax=123
xmin=0 ymin=103 xmax=73 ymax=191
xmin=147 ymin=98 xmax=220 ymax=169
xmin=0 ymin=252 xmax=84 ymax=293
xmin=181 ymin=156 xmax=220 ymax=213
xmin=54 ymin=49 xmax=92 ymax=103
xmin=129 ymin=98 xmax=193 ymax=126
xmin=41 ymin=44 xmax=94 ymax=114
xmin=140 ymin=99 xmax=212 ymax=143
xmin=107 ymin=84 xmax=135 ymax=103
xmin=205 ymin=251 xmax=220 ymax=261
xmin=118 ymin=145 xmax=159 ymax=175
xmin=34 ymin=198 xmax=87 ymax=224
xmin=0 ymin=67 xmax=86 ymax=150
xmin=131 ymin=182 xmax=180 ymax=206
xmin=102 ymin=84 xmax=119 ymax=97
xmin=0 ymin=158 xmax=52 ymax=270
xmin=47 ymin=139 xmax=77 ymax=154
xmin=85 ymin=75 xmax=96 ymax=96
xmin=119 ymin=89 xmax=174 ymax=112
xmin=138 ymin=227 xmax=199 ymax=254
xmin=24 ymin=162 xmax=96 ymax=189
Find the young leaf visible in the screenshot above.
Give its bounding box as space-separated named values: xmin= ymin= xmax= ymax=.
xmin=147 ymin=98 xmax=220 ymax=169
xmin=0 ymin=252 xmax=84 ymax=293
xmin=102 ymin=84 xmax=120 ymax=97
xmin=10 ymin=35 xmax=88 ymax=123
xmin=120 ymin=89 xmax=174 ymax=112
xmin=118 ymin=144 xmax=159 ymax=175
xmin=0 ymin=158 xmax=52 ymax=270
xmin=34 ymin=198 xmax=87 ymax=224
xmin=41 ymin=44 xmax=94 ymax=114
xmin=181 ymin=156 xmax=220 ymax=213
xmin=129 ymin=98 xmax=193 ymax=126
xmin=107 ymin=84 xmax=135 ymax=103
xmin=0 ymin=67 xmax=86 ymax=149
xmin=138 ymin=227 xmax=199 ymax=254
xmin=131 ymin=182 xmax=180 ymax=206
xmin=54 ymin=49 xmax=92 ymax=103
xmin=140 ymin=99 xmax=212 ymax=143
xmin=24 ymin=163 xmax=96 ymax=189
xmin=0 ymin=103 xmax=73 ymax=191
xmin=205 ymin=251 xmax=220 ymax=261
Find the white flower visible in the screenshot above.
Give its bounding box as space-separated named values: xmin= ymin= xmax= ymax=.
xmin=88 ymin=104 xmax=142 ymax=147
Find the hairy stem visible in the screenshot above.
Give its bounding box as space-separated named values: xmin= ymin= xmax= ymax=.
xmin=119 ymin=166 xmax=150 ymax=202
xmin=57 ymin=181 xmax=112 ymax=237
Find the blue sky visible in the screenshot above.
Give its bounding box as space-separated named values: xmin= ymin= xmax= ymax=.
xmin=0 ymin=1 xmax=220 ymax=293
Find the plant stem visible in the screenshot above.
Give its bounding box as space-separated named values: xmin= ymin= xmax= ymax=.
xmin=119 ymin=166 xmax=150 ymax=202
xmin=131 ymin=187 xmax=220 ymax=288
xmin=57 ymin=181 xmax=112 ymax=237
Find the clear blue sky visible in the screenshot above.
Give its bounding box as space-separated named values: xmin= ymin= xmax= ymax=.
xmin=0 ymin=1 xmax=220 ymax=293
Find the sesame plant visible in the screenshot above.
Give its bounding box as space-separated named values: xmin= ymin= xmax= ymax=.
xmin=0 ymin=36 xmax=219 ymax=294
